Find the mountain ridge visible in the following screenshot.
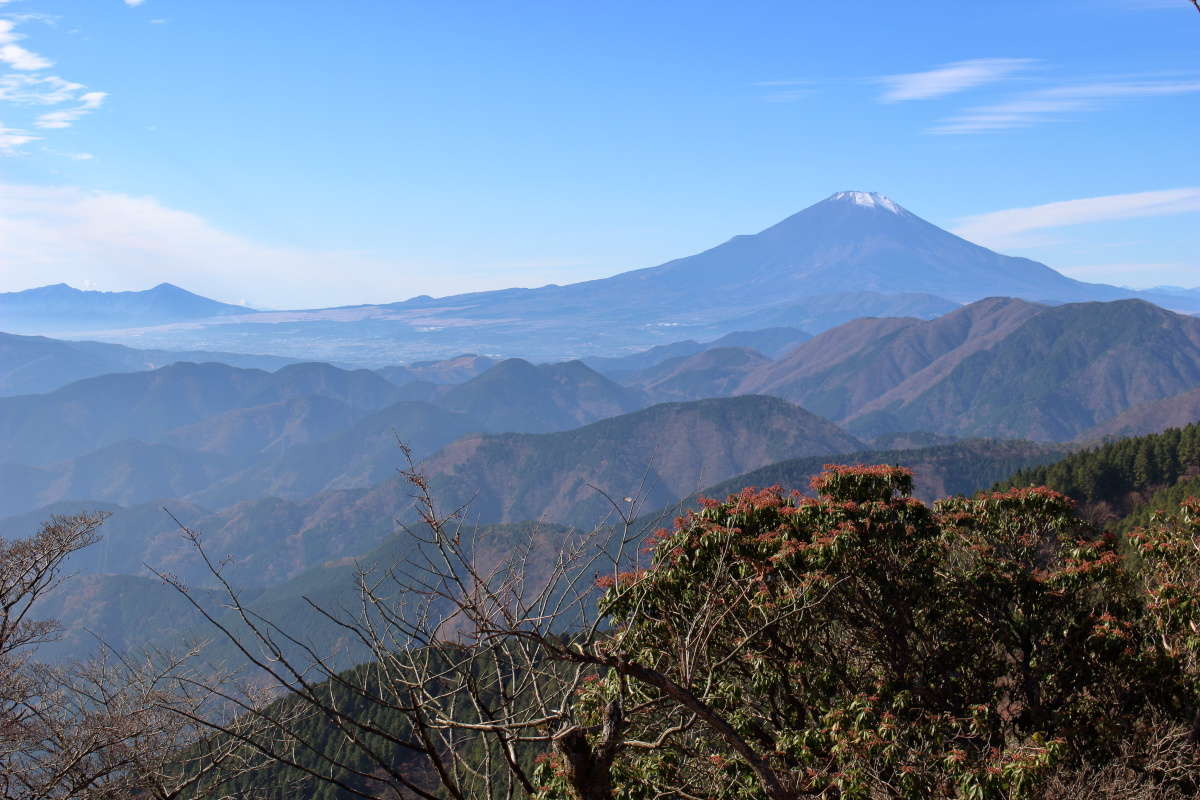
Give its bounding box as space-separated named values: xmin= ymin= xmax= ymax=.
xmin=19 ymin=192 xmax=1196 ymax=364
xmin=722 ymin=298 xmax=1200 ymax=442
xmin=417 ymin=394 xmax=864 ymax=527
xmin=0 ymin=282 xmax=252 ymax=334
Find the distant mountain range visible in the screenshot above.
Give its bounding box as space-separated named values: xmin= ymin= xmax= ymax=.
xmin=398 ymin=358 xmax=646 ymax=434
xmin=0 ymin=395 xmax=858 ymax=585
xmin=0 ymin=282 xmax=250 ymax=334
xmin=624 ymin=347 xmax=773 ymax=403
xmin=0 ymin=361 xmax=403 ymax=468
xmin=19 ymin=437 xmax=1065 ymax=664
xmin=583 ymin=327 xmax=810 ymax=379
xmin=9 ymin=192 xmax=1196 ymax=364
xmin=3 ymin=296 xmax=1200 ymax=519
xmin=0 ymin=331 xmax=297 ymax=397
xmin=0 ymin=356 xmax=655 ymax=516
xmin=732 ymin=297 xmax=1200 ymax=441
xmin=376 ymin=354 xmax=496 ymax=385
xmin=418 ymin=395 xmax=864 ymax=528
xmin=8 ymin=192 xmax=1200 ymax=676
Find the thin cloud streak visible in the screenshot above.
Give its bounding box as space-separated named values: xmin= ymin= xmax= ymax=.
xmin=0 ymin=74 xmax=85 ymax=104
xmin=35 ymin=90 xmax=105 ymax=128
xmin=952 ymin=188 xmax=1200 ymax=249
xmin=0 ymin=19 xmax=51 ymax=70
xmin=0 ymin=18 xmax=108 ymax=152
xmin=877 ymin=58 xmax=1035 ymax=102
xmin=0 ymin=121 xmax=37 ymax=152
xmin=932 ymin=77 xmax=1200 ymax=133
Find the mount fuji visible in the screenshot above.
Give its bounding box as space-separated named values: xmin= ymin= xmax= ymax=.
xmin=525 ymin=190 xmax=1145 ymax=308
xmin=9 ymin=192 xmax=1195 ymax=363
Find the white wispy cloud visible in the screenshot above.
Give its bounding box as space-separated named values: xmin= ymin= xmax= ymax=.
xmin=0 ymin=19 xmax=52 ymax=70
xmin=0 ymin=121 xmax=37 ymax=153
xmin=0 ymin=184 xmax=424 ymax=308
xmin=35 ymin=89 xmax=104 ymax=128
xmin=0 ymin=17 xmax=108 ymax=152
xmin=0 ymin=73 xmax=84 ymax=104
xmin=42 ymin=147 xmax=94 ymax=160
xmin=124 ymin=0 xmax=146 ymax=6
xmin=932 ymin=77 xmax=1200 ymax=133
xmin=877 ymin=58 xmax=1036 ymax=102
xmin=952 ymin=188 xmax=1200 ymax=249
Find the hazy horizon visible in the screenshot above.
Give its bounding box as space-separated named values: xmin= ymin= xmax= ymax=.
xmin=0 ymin=1 xmax=1197 ymax=307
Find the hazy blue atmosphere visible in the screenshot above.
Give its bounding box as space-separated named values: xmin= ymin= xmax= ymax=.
xmin=8 ymin=5 xmax=1200 ymax=798
xmin=1 ymin=0 xmax=1197 ymax=307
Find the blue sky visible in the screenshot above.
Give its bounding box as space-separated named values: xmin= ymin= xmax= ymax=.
xmin=0 ymin=0 xmax=1197 ymax=307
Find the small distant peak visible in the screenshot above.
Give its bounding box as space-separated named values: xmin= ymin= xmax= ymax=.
xmin=827 ymin=191 xmax=905 ymax=214
xmin=29 ymin=283 xmax=76 ymax=292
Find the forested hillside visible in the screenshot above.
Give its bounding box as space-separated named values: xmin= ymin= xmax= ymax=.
xmin=418 ymin=395 xmax=863 ymax=526
xmin=135 ymin=462 xmax=1200 ymax=800
xmin=998 ymin=421 xmax=1200 ymax=522
xmin=737 ymin=298 xmax=1200 ymax=441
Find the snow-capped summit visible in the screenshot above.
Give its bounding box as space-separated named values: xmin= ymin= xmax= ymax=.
xmin=827 ymin=191 xmax=905 ymax=214
xmin=586 ymin=189 xmax=1104 ymax=306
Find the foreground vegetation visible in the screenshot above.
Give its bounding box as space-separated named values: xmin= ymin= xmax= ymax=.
xmin=999 ymin=421 xmax=1200 ymax=518
xmin=6 ymin=431 xmax=1200 ymax=798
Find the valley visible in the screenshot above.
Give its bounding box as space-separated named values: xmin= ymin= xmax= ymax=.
xmin=4 ymin=191 xmax=1200 ymax=800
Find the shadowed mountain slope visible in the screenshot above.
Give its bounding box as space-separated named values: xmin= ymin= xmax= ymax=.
xmin=415 ymin=358 xmax=648 ymax=433
xmin=418 ymin=395 xmax=863 ymax=527
xmin=584 ymin=327 xmax=810 ymax=378
xmin=626 ymin=347 xmax=772 ymax=402
xmin=188 ymin=400 xmax=485 ymax=508
xmin=708 ymin=327 xmax=813 ymax=357
xmin=0 ymin=441 xmax=232 ymax=518
xmin=1077 ymin=388 xmax=1200 ymax=442
xmin=737 ymin=298 xmax=1200 ymax=441
xmin=845 ymin=300 xmax=1200 ymax=441
xmin=247 ymin=362 xmax=401 ymax=409
xmin=158 ymin=395 xmax=356 ymax=457
xmin=738 ymin=297 xmax=1045 ymax=421
xmin=376 ymin=354 xmax=497 ymax=386
xmin=0 ymin=361 xmax=403 ymax=466
xmin=0 ymin=362 xmax=277 ymax=466
xmin=0 ymin=331 xmax=296 ymax=397
xmin=32 ymin=574 xmax=227 ymax=663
